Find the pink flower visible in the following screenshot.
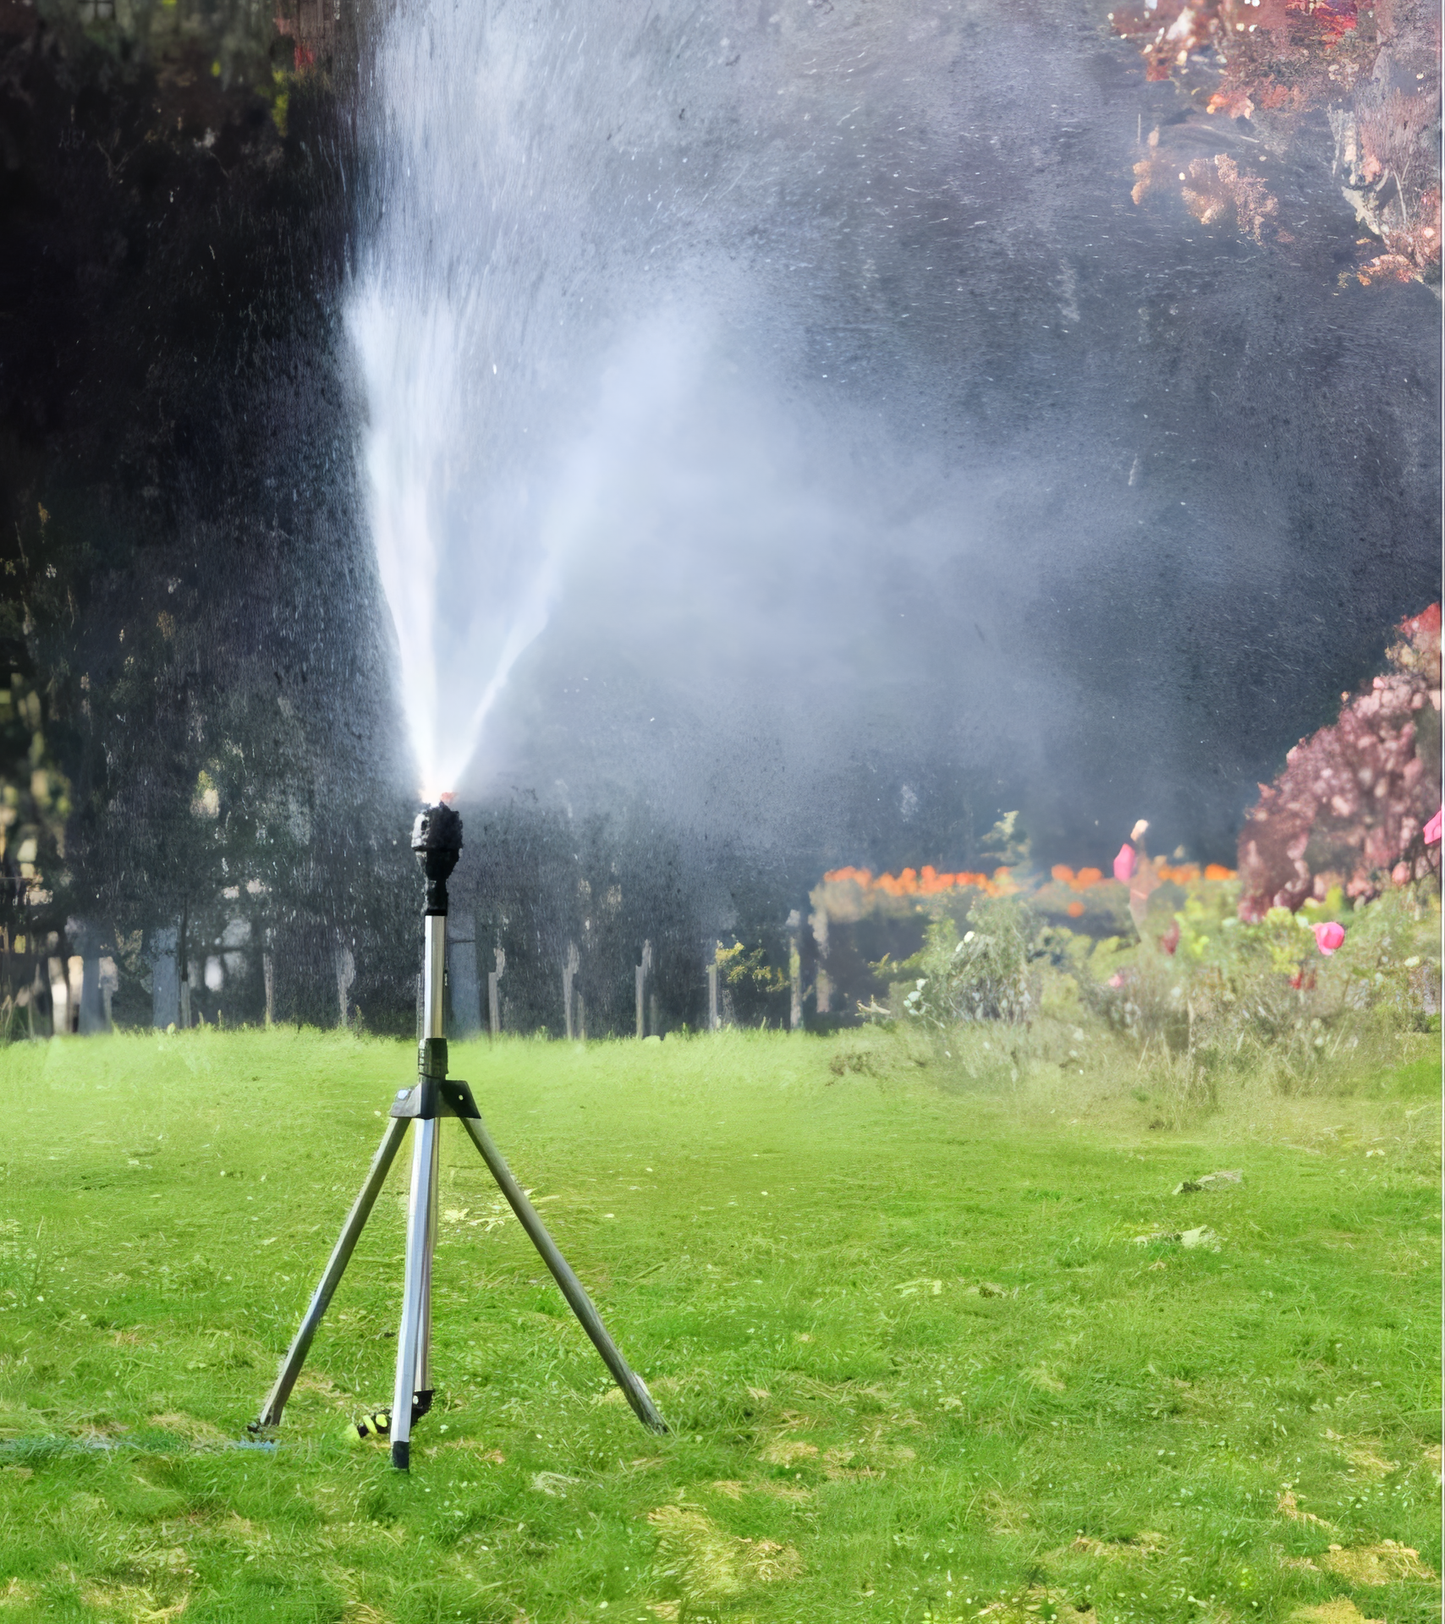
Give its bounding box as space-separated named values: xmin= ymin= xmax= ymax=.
xmin=1113 ymin=843 xmax=1136 ymax=883
xmin=1313 ymin=921 xmax=1346 ymax=956
xmin=1107 ymin=972 xmax=1125 ymax=989
xmin=1160 ymin=921 xmax=1180 ymax=956
xmin=1425 ymin=805 xmax=1443 ymax=845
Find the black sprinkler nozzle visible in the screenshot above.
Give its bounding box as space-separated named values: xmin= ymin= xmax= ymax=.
xmin=412 ymin=801 xmax=463 ymax=915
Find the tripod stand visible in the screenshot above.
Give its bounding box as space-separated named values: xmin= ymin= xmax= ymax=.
xmin=251 ymin=803 xmax=667 ymax=1468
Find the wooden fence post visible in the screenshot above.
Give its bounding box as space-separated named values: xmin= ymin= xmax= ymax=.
xmin=448 ymin=913 xmax=483 ymax=1037
xmin=634 ymin=939 xmax=652 ymax=1039
xmin=488 ymin=946 xmax=506 ymax=1039
xmin=563 ymin=941 xmax=580 ymax=1040
xmin=810 ymin=906 xmax=831 ymax=1016
xmin=149 ymin=925 xmax=180 ymax=1029
xmin=334 ymin=941 xmax=356 ymax=1028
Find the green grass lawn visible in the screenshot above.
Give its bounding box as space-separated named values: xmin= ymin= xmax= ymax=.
xmin=0 ymin=1028 xmax=1438 ymax=1624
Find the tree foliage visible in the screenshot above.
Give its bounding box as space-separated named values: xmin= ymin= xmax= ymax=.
xmin=1112 ymin=0 xmax=1441 ymax=288
xmin=0 ymin=0 xmax=416 ymax=1028
xmin=1236 ymin=604 xmax=1440 ymax=920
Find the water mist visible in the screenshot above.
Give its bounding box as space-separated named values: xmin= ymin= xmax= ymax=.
xmin=347 ymin=0 xmax=1441 ymax=864
xmin=348 ymin=5 xmax=594 ymax=799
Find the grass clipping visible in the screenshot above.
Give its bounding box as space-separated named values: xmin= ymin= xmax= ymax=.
xmin=648 ymin=1503 xmax=802 ymax=1607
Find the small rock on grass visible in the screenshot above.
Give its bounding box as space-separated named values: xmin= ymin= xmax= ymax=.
xmin=1173 ymin=1169 xmax=1243 ymax=1194
xmin=1130 ymin=1227 xmax=1221 ymax=1251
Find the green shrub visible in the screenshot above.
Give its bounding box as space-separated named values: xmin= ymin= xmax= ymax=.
xmin=891 ymin=896 xmax=1039 ymax=1030
xmin=873 ymin=870 xmax=1440 ymax=1106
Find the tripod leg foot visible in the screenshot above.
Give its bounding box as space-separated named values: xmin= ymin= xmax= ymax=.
xmin=391 ymin=1439 xmax=409 ymax=1471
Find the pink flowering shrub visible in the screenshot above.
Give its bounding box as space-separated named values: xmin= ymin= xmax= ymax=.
xmin=1237 ymin=605 xmax=1442 ymax=921
xmin=864 ymin=871 xmax=1437 ymax=1109
xmin=1056 ymin=866 xmax=1438 ymax=1096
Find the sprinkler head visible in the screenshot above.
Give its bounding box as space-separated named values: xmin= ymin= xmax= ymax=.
xmin=412 ymin=801 xmax=463 ymax=915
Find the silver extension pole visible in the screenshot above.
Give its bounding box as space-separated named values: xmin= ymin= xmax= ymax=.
xmin=390 ymin=912 xmax=446 ymax=1469
xmin=415 ymin=914 xmax=444 ymax=1395
xmin=415 ymin=1116 xmax=440 ymax=1392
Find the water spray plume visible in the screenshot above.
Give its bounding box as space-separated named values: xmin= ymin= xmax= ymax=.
xmin=352 ymin=286 xmax=558 ymax=800
xmin=348 ymin=3 xmax=581 ymax=798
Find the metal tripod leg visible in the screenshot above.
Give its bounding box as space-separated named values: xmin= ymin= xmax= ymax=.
xmin=390 ymin=1114 xmax=439 ymax=1469
xmin=456 ymin=1110 xmax=667 ymax=1434
xmin=253 ymin=1115 xmax=410 ymax=1431
xmin=413 ymin=1120 xmax=440 ymax=1401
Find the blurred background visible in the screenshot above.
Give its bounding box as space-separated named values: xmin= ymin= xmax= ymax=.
xmin=0 ymin=0 xmax=1436 ymax=1037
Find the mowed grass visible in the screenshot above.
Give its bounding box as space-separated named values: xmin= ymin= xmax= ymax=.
xmin=0 ymin=1028 xmax=1438 ymax=1624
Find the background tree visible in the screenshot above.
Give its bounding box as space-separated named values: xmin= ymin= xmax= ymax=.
xmin=0 ymin=0 xmax=421 ymax=1028
xmin=1112 ymin=0 xmax=1440 ymax=287
xmin=1237 ymin=604 xmax=1441 ymax=919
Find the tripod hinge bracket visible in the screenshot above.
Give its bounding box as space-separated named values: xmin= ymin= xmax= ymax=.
xmin=389 ymin=1079 xmax=481 ymax=1122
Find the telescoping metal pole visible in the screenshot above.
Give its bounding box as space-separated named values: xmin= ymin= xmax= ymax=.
xmin=389 ymin=804 xmax=458 ymax=1470
xmin=415 ymin=911 xmax=445 ymax=1395
xmin=388 ymin=923 xmax=441 ymax=1469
